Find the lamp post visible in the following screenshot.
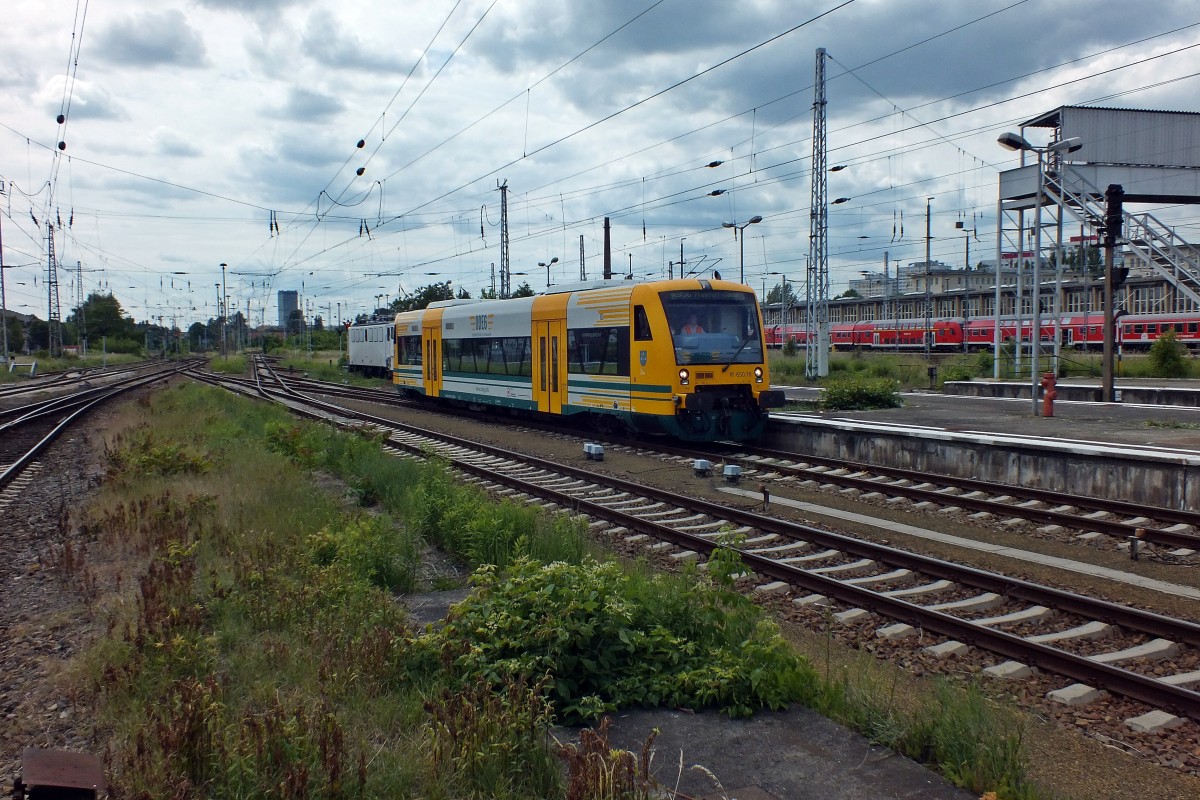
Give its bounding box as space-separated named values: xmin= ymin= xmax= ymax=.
xmin=722 ymin=215 xmax=763 ymax=284
xmin=539 ymin=256 xmax=559 ymax=288
xmin=998 ymin=132 xmax=1082 ymax=416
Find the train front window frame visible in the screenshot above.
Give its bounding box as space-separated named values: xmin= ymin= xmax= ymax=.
xmin=661 ymin=290 xmax=764 ymax=366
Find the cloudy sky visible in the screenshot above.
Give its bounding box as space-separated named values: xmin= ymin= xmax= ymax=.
xmin=2 ymin=0 xmax=1198 ymax=329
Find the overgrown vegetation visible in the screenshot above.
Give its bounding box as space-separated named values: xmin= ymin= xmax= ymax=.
xmin=72 ymin=384 xmax=822 ymax=799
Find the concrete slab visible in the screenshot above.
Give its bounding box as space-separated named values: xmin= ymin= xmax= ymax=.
xmin=877 ymin=623 xmax=917 ymax=640
xmin=983 ymin=661 xmax=1035 ymax=679
xmin=754 ymin=581 xmax=791 ymax=596
xmin=793 ymin=594 xmax=832 ymax=608
xmin=975 ymin=606 xmax=1053 ymax=627
xmin=1047 ymin=683 xmax=1102 ymax=706
xmin=1125 ymin=710 xmax=1185 ymax=734
xmin=1161 ymin=669 xmax=1200 ymax=687
xmin=925 ymin=592 xmax=1003 ymax=613
xmin=834 ymin=608 xmax=872 ymax=624
xmin=1025 ymin=621 xmax=1114 ymax=644
xmin=1088 ymin=638 xmax=1180 ymax=665
xmin=881 ymin=579 xmax=954 ymax=598
xmin=558 ymin=707 xmax=974 ymax=800
xmin=925 ymin=641 xmax=970 ymax=659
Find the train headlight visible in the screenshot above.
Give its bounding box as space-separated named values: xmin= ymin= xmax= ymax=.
xmin=754 ymin=367 xmax=764 ymax=383
xmin=678 ymin=368 xmax=690 ymax=385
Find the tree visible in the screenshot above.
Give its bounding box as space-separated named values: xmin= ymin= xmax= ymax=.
xmin=512 ymin=282 xmax=536 ymax=298
xmin=0 ymin=312 xmax=25 ymax=355
xmin=765 ymin=282 xmax=797 ymax=306
xmin=396 ymin=282 xmax=456 ymax=311
xmin=72 ymin=293 xmax=135 ymax=340
xmin=836 ymin=288 xmax=862 ymax=300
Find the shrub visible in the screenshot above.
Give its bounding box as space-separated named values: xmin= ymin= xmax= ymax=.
xmin=418 ymin=557 xmax=815 ymax=723
xmin=819 ymin=377 xmax=902 ymax=410
xmin=1148 ymin=329 xmax=1189 ymax=377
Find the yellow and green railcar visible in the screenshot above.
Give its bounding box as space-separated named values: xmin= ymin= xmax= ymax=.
xmin=392 ymin=278 xmax=784 ymax=442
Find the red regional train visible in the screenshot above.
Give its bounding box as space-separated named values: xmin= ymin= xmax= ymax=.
xmin=766 ymin=311 xmax=1200 ymax=352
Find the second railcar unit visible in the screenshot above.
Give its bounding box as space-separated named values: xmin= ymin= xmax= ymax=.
xmin=392 ymin=279 xmax=785 ymax=442
xmin=346 ymin=317 xmax=395 ymax=377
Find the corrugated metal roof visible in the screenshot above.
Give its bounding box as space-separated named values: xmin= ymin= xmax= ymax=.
xmin=1022 ymin=105 xmax=1200 ymax=129
xmin=1015 ymin=106 xmax=1200 ymax=169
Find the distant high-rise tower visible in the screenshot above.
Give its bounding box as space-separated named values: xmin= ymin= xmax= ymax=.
xmin=278 ymin=290 xmax=298 ymax=328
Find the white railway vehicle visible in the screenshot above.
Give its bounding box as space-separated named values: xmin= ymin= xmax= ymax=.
xmin=346 ymin=317 xmax=394 ymax=377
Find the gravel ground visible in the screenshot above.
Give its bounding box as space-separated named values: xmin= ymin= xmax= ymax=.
xmin=4 ymin=384 xmax=1200 ymax=800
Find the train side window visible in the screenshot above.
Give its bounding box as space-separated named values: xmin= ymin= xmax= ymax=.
xmin=634 ymin=306 xmax=652 ymax=341
xmin=1190 ymin=323 xmax=1198 ymax=334
xmin=1147 ymin=324 xmax=1157 ymax=334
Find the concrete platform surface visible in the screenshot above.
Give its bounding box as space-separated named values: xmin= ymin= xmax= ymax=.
xmin=776 ymin=382 xmax=1200 ymax=452
xmin=558 ymin=706 xmax=974 ymax=800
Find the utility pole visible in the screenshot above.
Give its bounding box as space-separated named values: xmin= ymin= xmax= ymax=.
xmin=579 ymin=234 xmax=586 ymax=280
xmin=76 ymin=260 xmax=86 ymax=356
xmin=220 ymin=263 xmax=228 ymax=356
xmin=498 ymin=180 xmax=510 ymax=298
xmin=923 ymin=197 xmax=933 ymax=360
xmin=0 ymin=204 xmax=8 ymax=363
xmin=1102 ymin=184 xmax=1124 ymax=403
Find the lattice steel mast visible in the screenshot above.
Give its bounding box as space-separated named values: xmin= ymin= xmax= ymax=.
xmin=498 ymin=180 xmax=511 ymax=298
xmin=806 ymin=47 xmax=830 ymax=378
xmin=46 ymin=223 xmax=62 ymax=356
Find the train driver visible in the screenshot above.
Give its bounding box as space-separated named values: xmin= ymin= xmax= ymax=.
xmin=680 ymin=314 xmax=705 ymax=334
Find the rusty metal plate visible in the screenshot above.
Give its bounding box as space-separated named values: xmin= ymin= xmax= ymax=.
xmin=20 ymin=748 xmax=105 ymax=792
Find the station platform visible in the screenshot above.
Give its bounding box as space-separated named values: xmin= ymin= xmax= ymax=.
xmin=774 ymin=379 xmax=1200 ymax=452
xmin=769 ymin=381 xmax=1200 ymax=509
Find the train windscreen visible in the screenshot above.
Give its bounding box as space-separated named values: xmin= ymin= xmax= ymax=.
xmin=662 ymin=290 xmax=764 ymax=365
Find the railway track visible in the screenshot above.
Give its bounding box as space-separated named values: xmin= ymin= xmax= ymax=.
xmin=0 ymin=362 xmax=194 ymax=493
xmin=198 ymin=361 xmax=1200 ymax=729
xmin=0 ymin=361 xmax=155 ymax=403
xmin=265 ymin=370 xmax=1200 ymax=559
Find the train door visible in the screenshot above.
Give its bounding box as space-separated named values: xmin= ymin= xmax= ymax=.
xmin=533 ymin=319 xmax=567 ymax=414
xmin=422 ymin=320 xmax=442 ymax=397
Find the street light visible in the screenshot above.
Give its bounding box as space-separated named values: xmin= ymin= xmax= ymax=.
xmin=722 ymin=215 xmax=763 ymax=284
xmin=539 ymin=257 xmax=559 ymax=288
xmin=997 ymin=133 xmax=1083 ymax=416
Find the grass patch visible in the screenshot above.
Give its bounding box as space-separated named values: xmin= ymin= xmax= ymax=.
xmin=208 ymin=354 xmax=247 ymax=374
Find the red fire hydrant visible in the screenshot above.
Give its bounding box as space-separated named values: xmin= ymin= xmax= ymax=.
xmin=1040 ymin=372 xmax=1058 ymax=417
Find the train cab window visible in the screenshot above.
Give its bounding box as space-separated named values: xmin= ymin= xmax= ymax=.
xmin=633 ymin=306 xmax=652 ymax=341
xmin=661 ymin=289 xmax=763 ymax=365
